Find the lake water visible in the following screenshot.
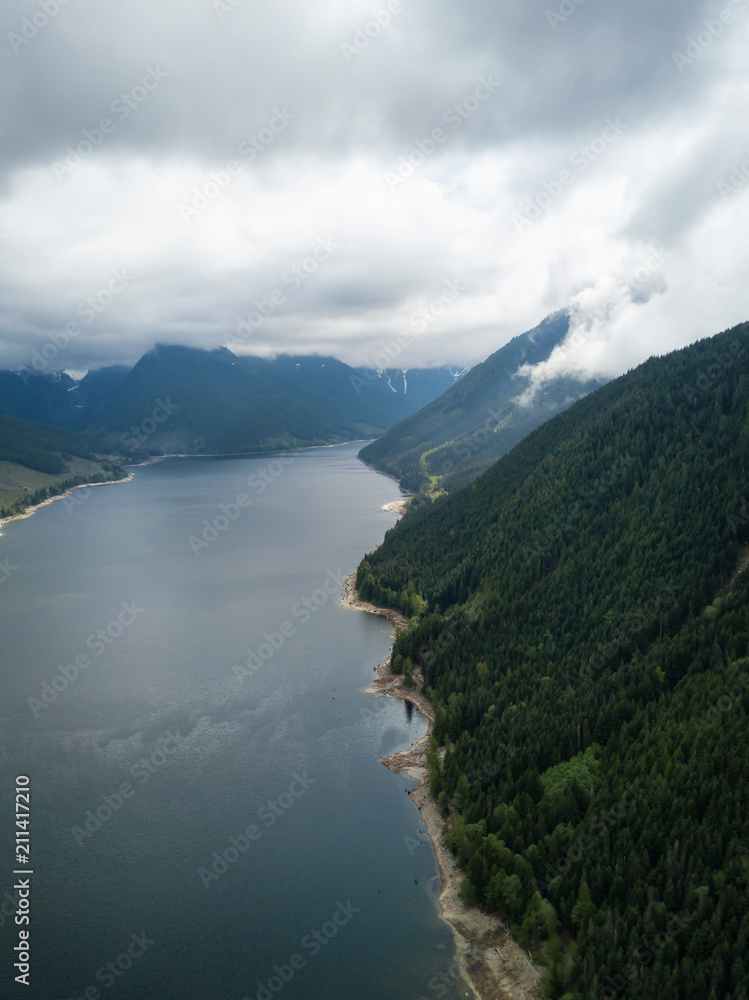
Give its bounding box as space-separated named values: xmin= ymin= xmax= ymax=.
xmin=0 ymin=443 xmax=466 ymax=1000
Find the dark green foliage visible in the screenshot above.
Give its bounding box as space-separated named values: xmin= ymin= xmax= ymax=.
xmin=359 ymin=311 xmax=604 ymax=496
xmin=0 ymin=468 xmax=128 ymax=519
xmin=0 ymin=414 xmax=115 ymax=473
xmin=86 ymin=345 xmax=459 ymax=455
xmin=357 ymin=322 xmax=749 ymax=999
xmin=1 ymin=349 xmax=457 ymax=457
xmin=0 ymin=414 xmax=128 ymax=517
xmin=0 ymin=366 xmax=130 ymax=430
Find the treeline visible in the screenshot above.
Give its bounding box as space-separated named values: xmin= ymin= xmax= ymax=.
xmin=0 ymin=468 xmax=128 ymax=519
xmin=0 ymin=413 xmax=114 ymax=473
xmin=0 ymin=413 xmax=128 ymax=518
xmin=356 ymin=322 xmax=749 ymax=999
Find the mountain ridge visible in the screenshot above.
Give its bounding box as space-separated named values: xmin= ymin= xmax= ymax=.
xmin=354 ymin=319 xmax=749 ymax=999
xmin=359 ymin=311 xmax=605 ymax=497
xmin=0 ymin=345 xmax=463 ymax=458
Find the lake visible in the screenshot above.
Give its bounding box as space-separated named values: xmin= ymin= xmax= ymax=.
xmin=0 ymin=443 xmax=466 ymax=1000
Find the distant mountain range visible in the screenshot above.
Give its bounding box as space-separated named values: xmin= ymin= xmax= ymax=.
xmin=0 ymin=345 xmax=463 ymax=458
xmin=0 ymin=323 xmax=605 ymax=509
xmin=359 ymin=312 xmax=605 ymax=496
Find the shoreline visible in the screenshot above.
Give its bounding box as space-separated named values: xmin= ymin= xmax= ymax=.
xmin=341 ymin=571 xmax=542 ymax=1000
xmin=0 ymin=438 xmax=373 ymax=530
xmin=379 ymin=498 xmax=409 ymax=516
xmin=139 ymin=437 xmax=379 ymax=463
xmin=0 ymin=472 xmax=135 ymax=529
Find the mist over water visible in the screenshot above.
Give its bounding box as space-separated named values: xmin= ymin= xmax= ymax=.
xmin=0 ymin=443 xmax=464 ymax=1000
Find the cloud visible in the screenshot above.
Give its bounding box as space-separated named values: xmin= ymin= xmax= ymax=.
xmin=1 ymin=0 xmax=747 ymax=375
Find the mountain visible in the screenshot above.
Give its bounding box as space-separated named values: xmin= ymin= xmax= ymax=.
xmin=0 ymin=414 xmax=128 ymax=518
xmin=352 ymin=366 xmax=468 ymax=414
xmin=0 ymin=369 xmax=80 ymax=426
xmin=85 ymin=345 xmax=460 ymax=455
xmin=73 ymin=365 xmax=131 ymax=423
xmin=0 ymin=366 xmax=130 ymax=430
xmin=359 ymin=312 xmax=604 ymax=496
xmin=355 ymin=322 xmax=749 ymax=999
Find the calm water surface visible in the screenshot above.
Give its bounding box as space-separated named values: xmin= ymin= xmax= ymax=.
xmin=0 ymin=443 xmax=467 ymax=1000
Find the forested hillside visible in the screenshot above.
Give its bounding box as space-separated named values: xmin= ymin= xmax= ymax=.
xmin=86 ymin=345 xmax=459 ymax=454
xmin=359 ymin=312 xmax=603 ymax=497
xmin=0 ymin=415 xmax=128 ymax=518
xmin=356 ymin=322 xmax=749 ymax=999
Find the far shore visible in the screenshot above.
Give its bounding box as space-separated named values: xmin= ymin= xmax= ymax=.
xmin=0 ymin=438 xmax=379 ymax=530
xmin=340 ymin=570 xmax=543 ymax=1000
xmin=0 ymin=472 xmax=135 ymax=529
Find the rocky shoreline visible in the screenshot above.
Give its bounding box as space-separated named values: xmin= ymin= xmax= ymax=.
xmin=340 ymin=570 xmax=543 ymax=1000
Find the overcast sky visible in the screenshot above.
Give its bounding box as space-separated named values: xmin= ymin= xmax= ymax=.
xmin=1 ymin=0 xmax=747 ymax=381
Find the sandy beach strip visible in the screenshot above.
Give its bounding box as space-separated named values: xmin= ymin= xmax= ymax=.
xmin=379 ymin=498 xmax=409 ymax=516
xmin=341 ymin=571 xmax=543 ymax=1000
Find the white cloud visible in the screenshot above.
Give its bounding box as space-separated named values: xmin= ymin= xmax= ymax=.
xmin=1 ymin=0 xmax=747 ymax=375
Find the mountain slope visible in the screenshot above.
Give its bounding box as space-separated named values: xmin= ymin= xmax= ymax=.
xmin=0 ymin=414 xmax=128 ymax=517
xmin=0 ymin=370 xmax=80 ymax=426
xmin=352 ymin=366 xmax=467 ymax=414
xmin=355 ymin=321 xmax=749 ymax=999
xmin=86 ymin=345 xmax=459 ymax=455
xmin=359 ymin=312 xmax=603 ymax=495
xmin=0 ymin=366 xmax=131 ymax=430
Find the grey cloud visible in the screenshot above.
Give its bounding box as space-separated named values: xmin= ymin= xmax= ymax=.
xmin=0 ymin=0 xmax=746 ymax=376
